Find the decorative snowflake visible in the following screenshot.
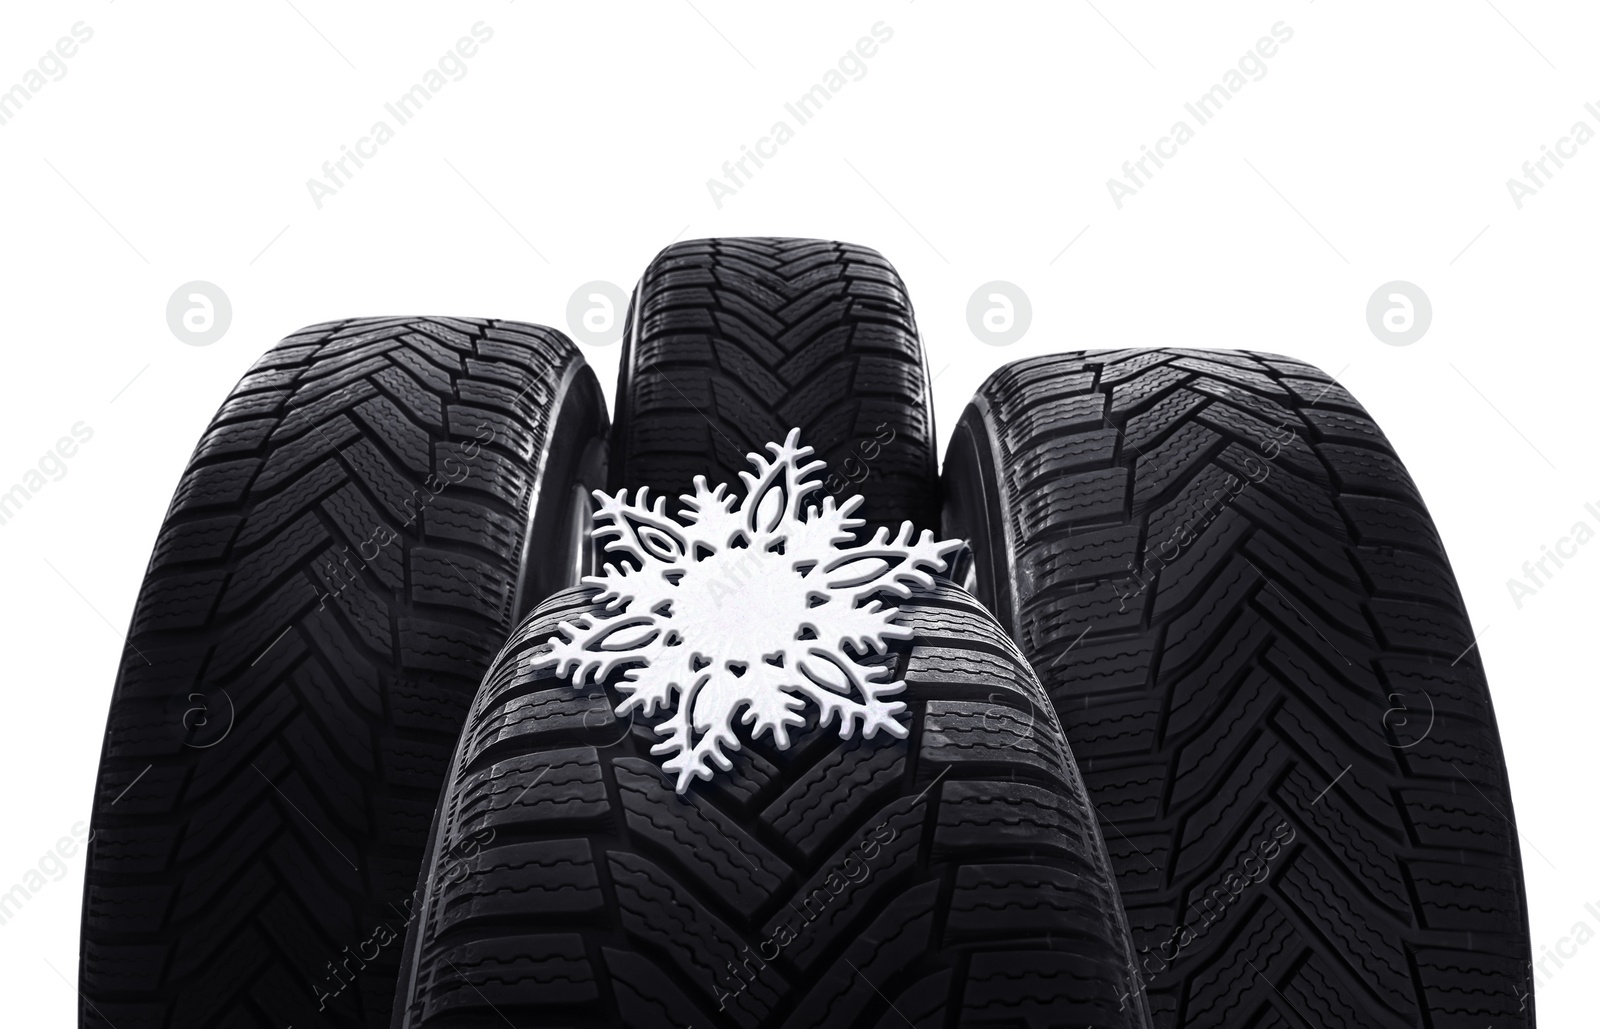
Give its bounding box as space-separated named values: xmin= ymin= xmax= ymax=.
xmin=536 ymin=428 xmax=963 ymax=792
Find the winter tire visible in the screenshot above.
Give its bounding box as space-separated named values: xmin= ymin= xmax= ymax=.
xmin=78 ymin=318 xmax=607 ymax=1028
xmin=609 ymin=236 xmax=940 ymax=538
xmin=389 ymin=580 xmax=1153 ymax=1029
xmin=942 ymin=349 xmax=1534 ymax=1028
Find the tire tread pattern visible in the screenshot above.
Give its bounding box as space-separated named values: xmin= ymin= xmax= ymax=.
xmin=393 ymin=582 xmax=1152 ymax=1029
xmin=946 ymin=348 xmax=1533 ymax=1029
xmin=612 ymin=237 xmax=938 ymax=538
xmin=80 ymin=318 xmax=597 ymax=1029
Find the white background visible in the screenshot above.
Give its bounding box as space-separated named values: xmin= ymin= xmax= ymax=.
xmin=0 ymin=1 xmax=1593 ymax=1023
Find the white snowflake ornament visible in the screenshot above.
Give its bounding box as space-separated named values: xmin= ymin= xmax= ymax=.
xmin=536 ymin=428 xmax=963 ymax=793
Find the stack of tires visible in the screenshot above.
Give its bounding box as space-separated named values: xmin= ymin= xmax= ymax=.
xmin=80 ymin=239 xmax=1533 ymax=1029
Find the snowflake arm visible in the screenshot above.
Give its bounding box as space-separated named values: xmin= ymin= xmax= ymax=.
xmin=738 ymin=428 xmax=829 ymax=542
xmin=821 ymin=522 xmax=965 ymax=602
xmin=794 ymin=647 xmax=909 ymax=741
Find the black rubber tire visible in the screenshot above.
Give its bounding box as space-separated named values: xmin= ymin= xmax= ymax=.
xmin=610 ymin=236 xmax=940 ymax=538
xmin=942 ymin=349 xmax=1534 ymax=1028
xmin=390 ymin=581 xmax=1153 ymax=1029
xmin=78 ymin=318 xmax=608 ymax=1028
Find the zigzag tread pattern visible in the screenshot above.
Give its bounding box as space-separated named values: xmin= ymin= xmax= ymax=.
xmin=611 ymin=237 xmax=940 ymax=538
xmin=393 ymin=581 xmax=1154 ymax=1029
xmin=946 ymin=347 xmax=1533 ymax=1029
xmin=79 ymin=318 xmax=598 ymax=1029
